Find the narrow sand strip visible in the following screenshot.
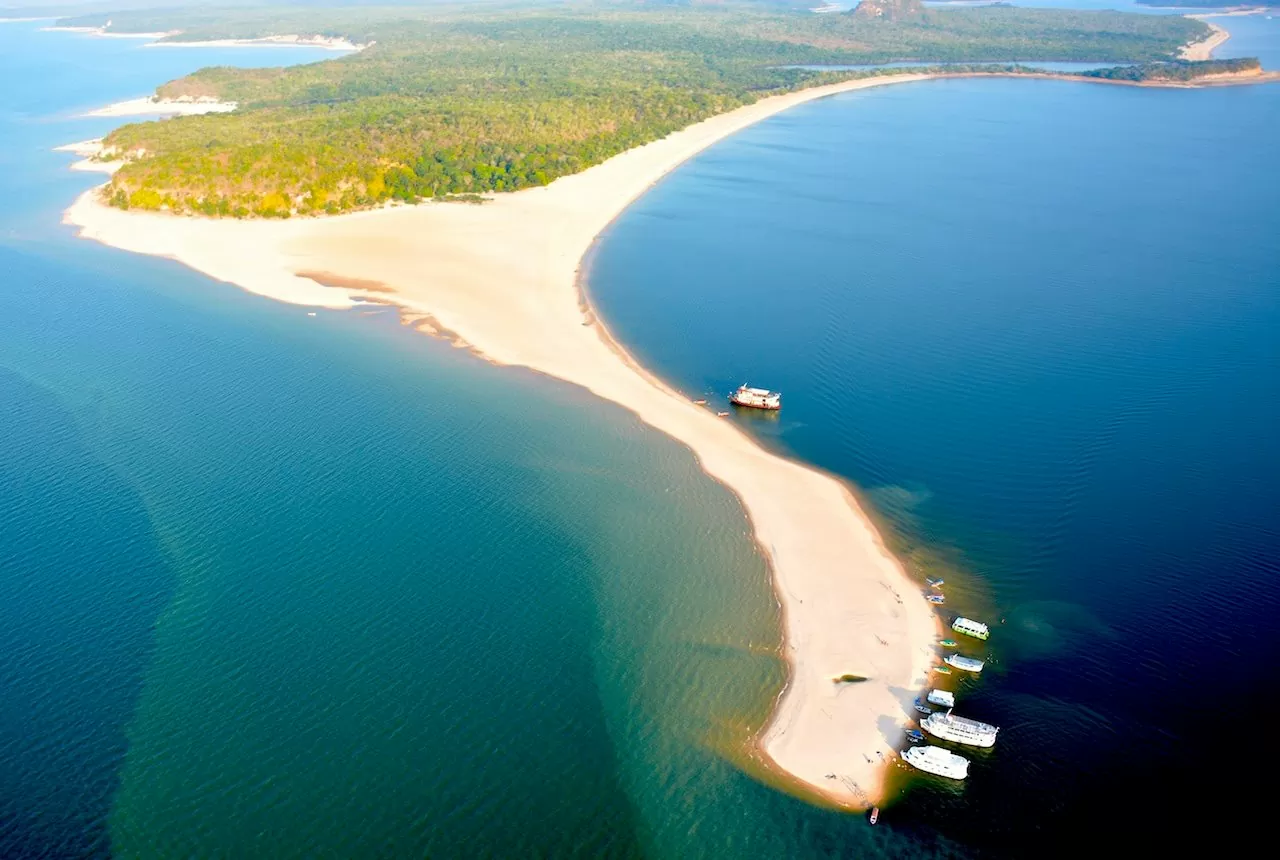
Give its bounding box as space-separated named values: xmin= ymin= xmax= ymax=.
xmin=1180 ymin=21 xmax=1230 ymax=61
xmin=55 ymin=55 xmax=1278 ymax=805
xmin=81 ymin=96 xmax=237 ymax=118
xmin=145 ymin=35 xmax=365 ymax=51
xmin=64 ymin=73 xmax=944 ymax=808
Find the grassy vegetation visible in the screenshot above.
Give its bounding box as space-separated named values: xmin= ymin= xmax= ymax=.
xmin=84 ymin=2 xmax=1207 ymax=218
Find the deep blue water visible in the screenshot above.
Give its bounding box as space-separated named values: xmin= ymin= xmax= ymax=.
xmin=589 ymin=21 xmax=1280 ymax=854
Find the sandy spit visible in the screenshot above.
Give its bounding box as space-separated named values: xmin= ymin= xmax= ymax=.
xmin=1180 ymin=21 xmax=1231 ymax=61
xmin=81 ymin=96 xmax=237 ymax=118
xmin=64 ymin=73 xmax=955 ymax=808
xmin=144 ymin=35 xmax=366 ymax=51
xmin=57 ymin=57 xmax=1280 ymax=805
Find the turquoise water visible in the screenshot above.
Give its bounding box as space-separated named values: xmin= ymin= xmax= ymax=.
xmin=588 ymin=22 xmax=1280 ymax=856
xmin=4 ymin=15 xmax=1278 ymax=860
xmin=1 ymin=21 xmax=867 ymax=860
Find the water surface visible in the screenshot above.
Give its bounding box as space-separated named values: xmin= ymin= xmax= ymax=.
xmin=590 ymin=62 xmax=1280 ymax=854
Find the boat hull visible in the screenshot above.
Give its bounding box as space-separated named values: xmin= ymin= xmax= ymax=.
xmin=728 ymin=397 xmax=781 ymax=410
xmin=921 ymin=716 xmax=998 ymax=749
xmin=902 ymin=746 xmax=969 ymax=780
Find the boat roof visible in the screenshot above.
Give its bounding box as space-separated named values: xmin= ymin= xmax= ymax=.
xmin=955 ymin=617 xmax=988 ymax=629
xmin=738 ymin=386 xmax=777 ymax=396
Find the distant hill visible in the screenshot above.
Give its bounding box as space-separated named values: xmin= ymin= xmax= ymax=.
xmin=850 ymin=0 xmax=925 ymax=21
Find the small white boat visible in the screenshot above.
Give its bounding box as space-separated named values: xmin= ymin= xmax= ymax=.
xmin=945 ymin=654 xmax=985 ymax=673
xmin=728 ymin=385 xmax=781 ymax=410
xmin=926 ymin=689 xmax=955 ymax=708
xmin=902 ymin=744 xmax=969 ymax=780
xmin=952 ymin=617 xmax=990 ymax=641
xmin=869 ymin=807 xmax=880 ymax=825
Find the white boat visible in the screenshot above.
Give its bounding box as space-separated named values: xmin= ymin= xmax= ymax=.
xmin=902 ymin=744 xmax=969 ymax=780
xmin=945 ymin=654 xmax=985 ymax=673
xmin=926 ymin=689 xmax=955 ymax=708
xmin=728 ymin=385 xmax=781 ymax=410
xmin=952 ymin=617 xmax=990 ymax=641
xmin=922 ymin=711 xmax=999 ymax=748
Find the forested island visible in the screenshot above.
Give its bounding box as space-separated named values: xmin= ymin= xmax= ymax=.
xmin=1077 ymin=57 xmax=1262 ymax=82
xmin=78 ymin=1 xmax=1216 ymax=217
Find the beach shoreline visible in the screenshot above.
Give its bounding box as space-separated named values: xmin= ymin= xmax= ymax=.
xmin=81 ymin=96 xmax=237 ymax=118
xmin=59 ymin=58 xmax=1271 ymax=808
xmin=65 ymin=72 xmax=950 ymax=809
xmin=144 ymin=35 xmax=366 ymax=51
xmin=1180 ymin=21 xmax=1231 ymax=61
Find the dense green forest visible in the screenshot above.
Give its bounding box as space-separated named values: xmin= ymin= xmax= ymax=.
xmin=87 ymin=2 xmax=1210 ymax=218
xmin=1077 ymin=57 xmax=1262 ymax=82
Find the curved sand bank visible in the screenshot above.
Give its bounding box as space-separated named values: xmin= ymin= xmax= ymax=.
xmin=1180 ymin=21 xmax=1230 ymax=61
xmin=81 ymin=96 xmax=237 ymax=118
xmin=145 ymin=35 xmax=366 ymax=51
xmin=65 ymin=73 xmax=946 ymax=808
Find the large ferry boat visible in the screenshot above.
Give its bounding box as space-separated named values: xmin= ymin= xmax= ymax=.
xmin=728 ymin=385 xmax=781 ymax=410
xmin=945 ymin=654 xmax=985 ymax=673
xmin=902 ymin=745 xmax=970 ymax=780
xmin=952 ymin=617 xmax=990 ymax=640
xmin=922 ymin=711 xmax=999 ymax=748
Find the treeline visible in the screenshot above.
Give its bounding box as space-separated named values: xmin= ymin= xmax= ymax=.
xmin=1077 ymin=58 xmax=1262 ymax=82
xmin=91 ymin=4 xmax=1207 ymax=218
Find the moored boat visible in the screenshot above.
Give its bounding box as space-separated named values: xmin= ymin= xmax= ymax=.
xmin=934 ymin=665 xmax=952 ymax=675
xmin=922 ymin=711 xmax=999 ymax=748
xmin=926 ymin=689 xmax=955 ymax=708
xmin=952 ymin=617 xmax=990 ymax=641
xmin=905 ymin=729 xmax=925 ymax=743
xmin=728 ymin=385 xmax=781 ymax=410
xmin=938 ymin=638 xmax=958 ymax=648
xmin=926 ymin=593 xmax=946 ymax=605
xmin=869 ymin=807 xmax=880 ymax=825
xmin=913 ymin=699 xmax=932 ymax=715
xmin=945 ymin=654 xmax=985 ymax=673
xmin=902 ymin=744 xmax=969 ymax=780
xmin=926 ymin=577 xmax=944 ymax=588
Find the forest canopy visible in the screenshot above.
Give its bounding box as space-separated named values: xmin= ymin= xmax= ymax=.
xmin=85 ymin=2 xmax=1210 ymax=217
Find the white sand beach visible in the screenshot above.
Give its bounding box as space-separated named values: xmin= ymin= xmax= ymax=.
xmin=81 ymin=96 xmax=237 ymax=118
xmin=1180 ymin=21 xmax=1230 ymax=61
xmin=64 ymin=72 xmax=947 ymax=808
xmin=144 ymin=34 xmax=366 ymax=51
xmin=53 ymin=138 xmax=124 ymax=174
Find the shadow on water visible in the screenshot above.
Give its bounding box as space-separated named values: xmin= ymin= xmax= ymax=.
xmin=0 ymin=368 xmax=176 ymax=859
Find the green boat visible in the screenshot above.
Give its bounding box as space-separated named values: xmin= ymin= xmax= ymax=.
xmin=934 ymin=665 xmax=953 ymax=675
xmin=939 ymin=639 xmax=958 ymax=648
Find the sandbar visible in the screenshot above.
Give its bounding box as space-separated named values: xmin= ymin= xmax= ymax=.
xmin=56 ymin=54 xmax=1275 ymax=805
xmin=145 ymin=35 xmax=366 ymax=51
xmin=65 ymin=72 xmax=953 ymax=808
xmin=1180 ymin=21 xmax=1230 ymax=61
xmin=81 ymin=96 xmax=237 ymax=118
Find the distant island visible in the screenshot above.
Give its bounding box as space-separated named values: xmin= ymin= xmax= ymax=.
xmin=1077 ymin=57 xmax=1262 ymax=81
xmin=70 ymin=2 xmax=1215 ymax=219
xmin=1136 ymin=1 xmax=1265 ymax=6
